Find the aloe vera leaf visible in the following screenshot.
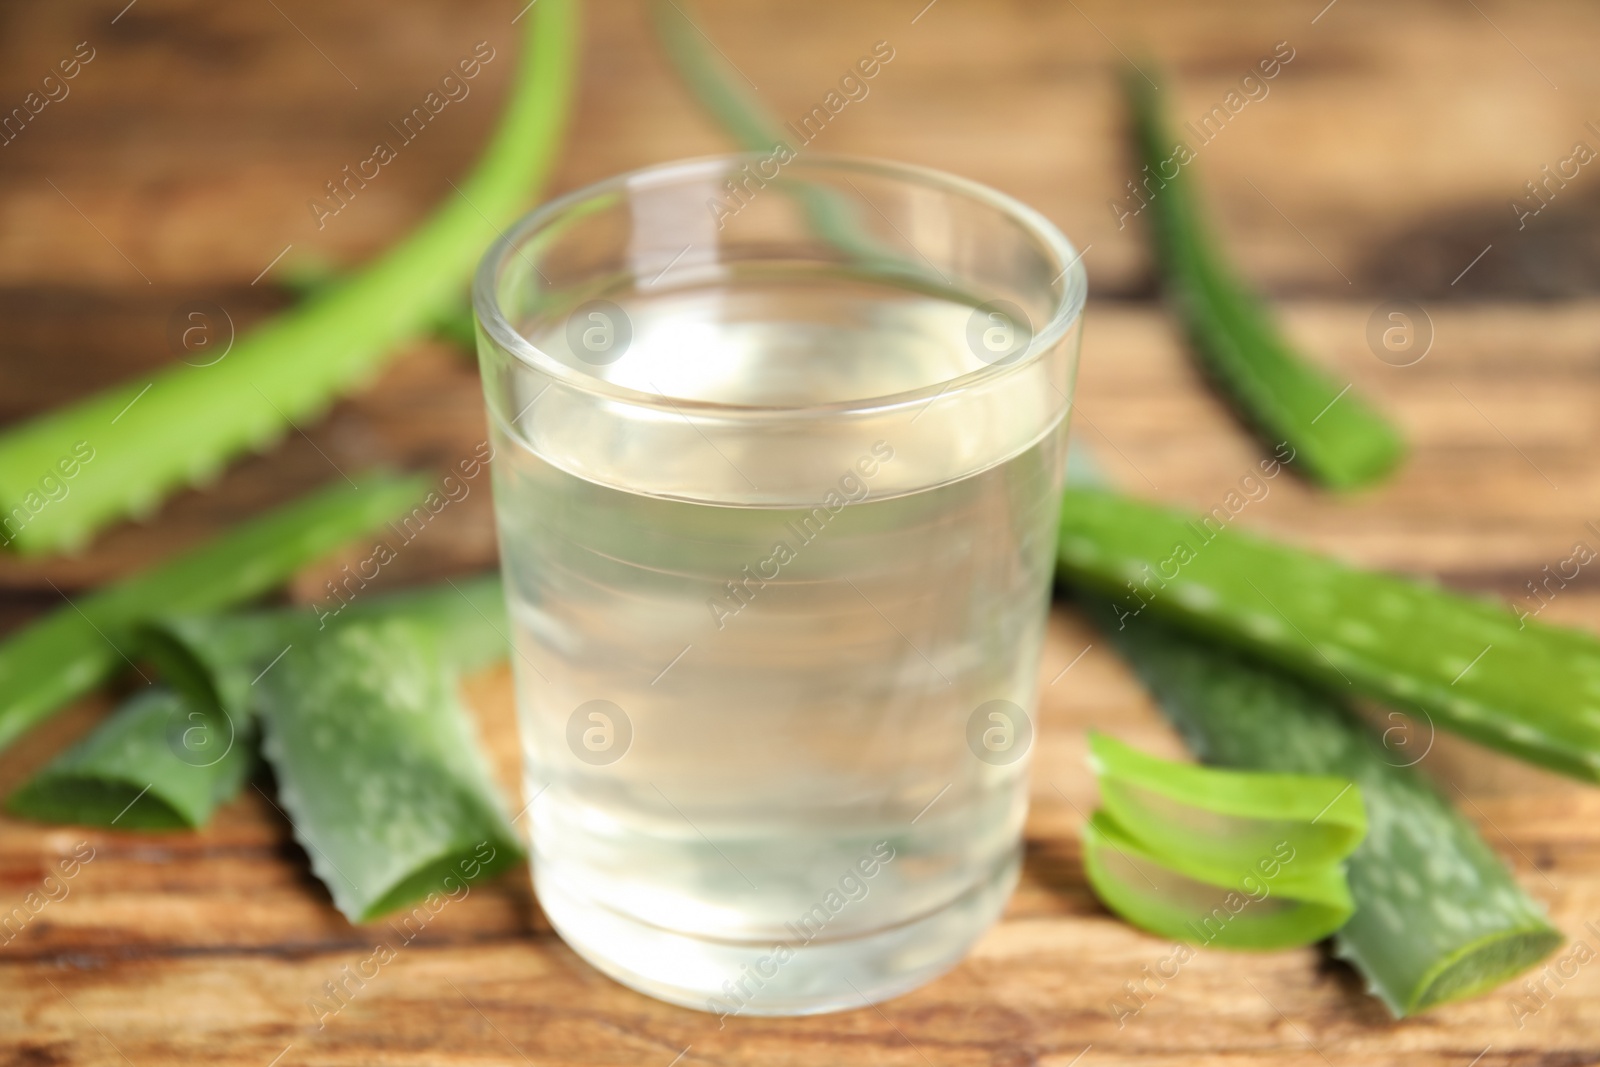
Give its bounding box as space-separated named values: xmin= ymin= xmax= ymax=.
xmin=1123 ymin=71 xmax=1403 ymax=490
xmin=0 ymin=474 xmax=427 ymax=755
xmin=0 ymin=1 xmax=577 ymax=556
xmin=7 ymin=689 xmax=253 ymax=830
xmin=138 ymin=614 xmax=287 ymax=731
xmin=328 ymin=573 xmax=509 ymax=673
xmin=280 ymin=268 xmax=477 ymax=356
xmin=1083 ymin=599 xmax=1562 ymax=1014
xmin=651 ymin=0 xmax=782 ymax=155
xmin=139 ymin=574 xmax=508 ymax=725
xmin=1089 ymin=731 xmax=1365 ymax=875
xmin=650 ymin=0 xmax=935 ymax=282
xmin=1083 ymin=809 xmax=1357 ymax=951
xmin=8 ymin=576 xmax=510 ymax=834
xmin=253 ymin=616 xmax=521 ymax=922
xmin=1056 ymin=486 xmax=1600 ymax=783
xmin=429 ymin=304 xmax=480 ymax=353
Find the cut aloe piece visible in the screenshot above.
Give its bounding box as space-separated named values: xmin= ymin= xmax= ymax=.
xmin=8 ymin=689 xmax=253 ymax=830
xmin=140 ymin=574 xmax=508 ymax=725
xmin=1124 ymin=70 xmax=1403 ymax=490
xmin=1084 ymin=598 xmax=1562 ymax=1015
xmin=1056 ymin=486 xmax=1600 ymax=783
xmin=254 ymin=615 xmax=521 ymax=922
xmin=139 ymin=614 xmax=287 ymax=731
xmin=1089 ymin=731 xmax=1364 ymax=877
xmin=9 ymin=575 xmax=510 ymax=835
xmin=333 ymin=574 xmax=509 ymax=675
xmin=0 ymin=473 xmax=426 ymax=754
xmin=1083 ymin=809 xmax=1357 ymax=951
xmin=0 ymin=0 xmax=576 ymax=555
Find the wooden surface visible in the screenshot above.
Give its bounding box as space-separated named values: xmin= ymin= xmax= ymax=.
xmin=4 ymin=0 xmax=1600 ymax=1063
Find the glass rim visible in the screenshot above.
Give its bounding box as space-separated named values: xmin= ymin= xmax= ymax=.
xmin=472 ymin=152 xmax=1087 ymax=420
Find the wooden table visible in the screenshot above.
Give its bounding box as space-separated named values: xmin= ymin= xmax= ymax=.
xmin=5 ymin=0 xmax=1600 ymax=1062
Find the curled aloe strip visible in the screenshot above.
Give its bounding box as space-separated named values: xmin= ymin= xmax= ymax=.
xmin=254 ymin=616 xmax=521 ymax=922
xmin=1124 ymin=70 xmax=1403 ymax=490
xmin=1056 ymin=486 xmax=1600 ymax=783
xmin=1084 ymin=733 xmax=1363 ymax=950
xmin=0 ymin=473 xmax=427 ymax=754
xmin=0 ymin=0 xmax=577 ymax=555
xmin=7 ymin=689 xmax=254 ymax=830
xmin=1083 ymin=809 xmax=1357 ymax=951
xmin=1084 ymin=600 xmax=1562 ymax=1014
xmin=1089 ymin=730 xmax=1364 ymax=876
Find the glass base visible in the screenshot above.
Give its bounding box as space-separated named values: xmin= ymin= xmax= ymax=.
xmin=535 ymin=847 xmax=1021 ymax=1017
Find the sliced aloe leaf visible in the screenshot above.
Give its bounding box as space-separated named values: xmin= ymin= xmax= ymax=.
xmin=7 ymin=689 xmax=253 ymax=830
xmin=1089 ymin=730 xmax=1364 ymax=876
xmin=140 ymin=574 xmax=508 ymax=725
xmin=1083 ymin=597 xmax=1562 ymax=1015
xmin=138 ymin=614 xmax=286 ymax=730
xmin=9 ymin=575 xmax=510 ymax=835
xmin=0 ymin=473 xmax=427 ymax=755
xmin=1123 ymin=69 xmax=1403 ymax=490
xmin=337 ymin=574 xmax=509 ymax=675
xmin=1083 ymin=809 xmax=1356 ymax=951
xmin=1056 ymin=486 xmax=1600 ymax=783
xmin=253 ymin=615 xmax=521 ymax=922
xmin=0 ymin=0 xmax=576 ymax=555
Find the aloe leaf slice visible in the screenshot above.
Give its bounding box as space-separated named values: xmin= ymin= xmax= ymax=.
xmin=1123 ymin=70 xmax=1403 ymax=490
xmin=7 ymin=689 xmax=253 ymax=830
xmin=1056 ymin=485 xmax=1600 ymax=783
xmin=0 ymin=473 xmax=426 ymax=754
xmin=253 ymin=615 xmax=521 ymax=922
xmin=0 ymin=0 xmax=577 ymax=555
xmin=6 ymin=576 xmax=509 ymax=834
xmin=1084 ymin=597 xmax=1562 ymax=1014
xmin=1089 ymin=730 xmax=1365 ymax=876
xmin=1083 ymin=809 xmax=1357 ymax=951
xmin=138 ymin=574 xmax=507 ymax=726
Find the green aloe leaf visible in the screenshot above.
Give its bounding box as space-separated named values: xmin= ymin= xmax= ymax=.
xmin=1124 ymin=69 xmax=1403 ymax=490
xmin=279 ymin=264 xmax=477 ymax=357
xmin=1083 ymin=598 xmax=1562 ymax=1015
xmin=0 ymin=473 xmax=426 ymax=754
xmin=650 ymin=0 xmax=942 ymax=286
xmin=1057 ymin=485 xmax=1600 ymax=783
xmin=253 ymin=616 xmax=522 ymax=922
xmin=1089 ymin=730 xmax=1365 ymax=876
xmin=6 ymin=576 xmax=509 ymax=834
xmin=0 ymin=0 xmax=577 ymax=555
xmin=7 ymin=689 xmax=253 ymax=830
xmin=139 ymin=573 xmax=508 ymax=726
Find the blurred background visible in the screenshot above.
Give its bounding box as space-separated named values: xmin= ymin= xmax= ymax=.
xmin=5 ymin=1 xmax=1596 ymax=585
xmin=2 ymin=1 xmax=1598 ymax=1062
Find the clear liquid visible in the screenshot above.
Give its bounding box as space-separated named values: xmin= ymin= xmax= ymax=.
xmin=491 ymin=279 xmax=1069 ymax=1013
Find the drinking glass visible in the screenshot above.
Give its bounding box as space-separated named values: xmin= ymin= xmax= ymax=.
xmin=473 ymin=154 xmax=1085 ymax=1015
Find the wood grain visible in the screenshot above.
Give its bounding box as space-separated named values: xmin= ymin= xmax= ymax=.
xmin=2 ymin=0 xmax=1599 ymax=1063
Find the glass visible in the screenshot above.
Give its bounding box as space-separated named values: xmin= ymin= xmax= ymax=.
xmin=473 ymin=154 xmax=1085 ymax=1015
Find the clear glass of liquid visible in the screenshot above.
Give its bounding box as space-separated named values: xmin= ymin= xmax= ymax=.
xmin=473 ymin=155 xmax=1085 ymax=1015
